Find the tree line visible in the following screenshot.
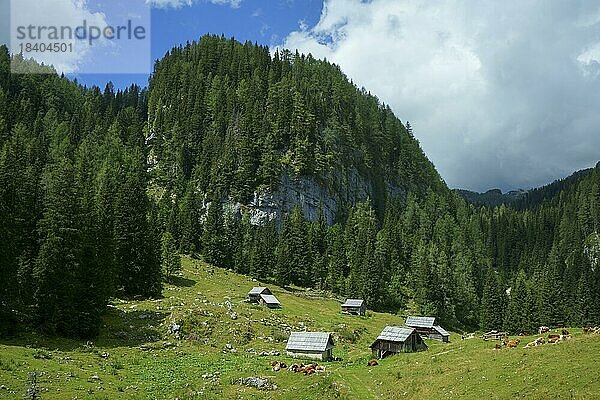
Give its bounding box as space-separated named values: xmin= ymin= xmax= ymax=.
xmin=0 ymin=49 xmax=161 ymax=337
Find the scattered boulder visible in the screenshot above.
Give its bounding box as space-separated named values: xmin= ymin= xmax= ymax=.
xmin=237 ymin=377 xmax=275 ymax=390
xmin=168 ymin=322 xmax=182 ymax=339
xmin=257 ymin=350 xmax=279 ymax=357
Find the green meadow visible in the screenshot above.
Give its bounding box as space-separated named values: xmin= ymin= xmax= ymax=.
xmin=1 ymin=256 xmax=599 ymax=400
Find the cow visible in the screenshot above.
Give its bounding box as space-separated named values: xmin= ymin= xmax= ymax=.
xmin=524 ymin=337 xmax=545 ymax=348
xmin=504 ymin=339 xmax=520 ymax=348
xmin=272 ymin=361 xmax=286 ymax=372
xmin=538 ymin=326 xmax=550 ymax=334
xmin=547 ymin=336 xmax=560 ymax=344
xmin=583 ymin=327 xmax=593 ymax=334
xmin=367 ymin=359 xmax=379 ymax=366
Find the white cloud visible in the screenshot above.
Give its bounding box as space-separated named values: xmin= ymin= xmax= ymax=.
xmin=282 ymin=0 xmax=600 ymax=191
xmin=147 ymin=0 xmax=241 ymax=9
xmin=10 ymin=0 xmax=108 ymax=74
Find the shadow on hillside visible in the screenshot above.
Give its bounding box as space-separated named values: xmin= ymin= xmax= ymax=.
xmin=167 ymin=275 xmax=196 ymax=288
xmin=0 ymin=309 xmax=169 ymax=352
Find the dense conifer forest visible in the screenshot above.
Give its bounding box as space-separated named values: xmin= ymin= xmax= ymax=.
xmin=1 ymin=36 xmax=599 ymax=339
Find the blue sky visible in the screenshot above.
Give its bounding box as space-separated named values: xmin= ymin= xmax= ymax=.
xmin=70 ymin=0 xmax=323 ymax=89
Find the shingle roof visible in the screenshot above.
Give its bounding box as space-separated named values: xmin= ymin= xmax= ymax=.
xmin=341 ymin=299 xmax=364 ymax=307
xmin=374 ymin=326 xmax=416 ymax=343
xmin=406 ymin=316 xmax=436 ymax=328
xmin=286 ymin=332 xmax=334 ymax=352
xmin=260 ymin=294 xmax=280 ymax=305
xmin=433 ymin=325 xmax=449 ymax=337
xmin=248 ymin=287 xmax=269 ymax=295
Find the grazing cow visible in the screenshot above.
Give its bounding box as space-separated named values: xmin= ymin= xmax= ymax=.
xmin=524 ymin=337 xmax=545 ymax=348
xmin=583 ymin=327 xmax=592 ymax=334
xmin=538 ymin=326 xmax=550 ymax=334
xmin=548 ymin=336 xmax=560 ymax=344
xmin=536 ymin=337 xmax=545 ymax=345
xmin=367 ymin=359 xmax=379 ymax=366
xmin=271 ymin=361 xmax=287 ymax=372
xmin=505 ymin=339 xmax=520 ymax=348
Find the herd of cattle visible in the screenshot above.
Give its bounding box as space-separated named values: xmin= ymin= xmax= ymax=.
xmin=492 ymin=326 xmax=600 ymax=350
xmin=271 ymin=361 xmax=326 ymax=375
xmin=582 ymin=326 xmax=600 ymax=334
xmin=493 ymin=328 xmax=572 ymax=349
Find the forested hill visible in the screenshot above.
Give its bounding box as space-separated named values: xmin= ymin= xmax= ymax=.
xmin=1 ymin=36 xmax=599 ymax=341
xmin=455 ymin=165 xmax=596 ymax=209
xmin=147 ymin=35 xmax=445 ymax=224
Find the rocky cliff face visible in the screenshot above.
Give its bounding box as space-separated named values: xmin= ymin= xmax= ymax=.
xmin=224 ymin=168 xmax=401 ymax=226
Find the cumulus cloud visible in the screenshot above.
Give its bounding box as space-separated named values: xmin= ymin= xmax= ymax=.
xmin=148 ymin=0 xmax=241 ymax=9
xmin=282 ymin=0 xmax=600 ymax=191
xmin=8 ymin=0 xmax=109 ymax=74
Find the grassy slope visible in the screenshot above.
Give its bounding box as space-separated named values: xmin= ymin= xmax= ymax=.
xmin=1 ymin=257 xmax=599 ymax=399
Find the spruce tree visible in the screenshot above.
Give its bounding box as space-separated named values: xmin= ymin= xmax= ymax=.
xmin=161 ymin=231 xmax=181 ymax=280
xmin=480 ymin=268 xmax=506 ymax=331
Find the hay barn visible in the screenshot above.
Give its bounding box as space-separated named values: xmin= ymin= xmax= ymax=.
xmin=341 ymin=299 xmax=366 ymax=316
xmin=405 ymin=316 xmax=450 ymax=342
xmin=370 ymin=326 xmax=427 ymax=358
xmin=248 ymin=287 xmax=271 ymax=303
xmin=259 ymin=294 xmax=281 ymax=309
xmin=285 ymin=332 xmax=334 ymax=361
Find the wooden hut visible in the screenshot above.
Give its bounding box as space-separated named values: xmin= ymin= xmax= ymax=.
xmin=248 ymin=287 xmax=272 ymax=303
xmin=482 ymin=330 xmax=508 ymax=341
xmin=341 ymin=299 xmax=366 ymax=316
xmin=259 ymin=294 xmax=281 ymax=309
xmin=405 ymin=316 xmax=450 ymax=342
xmin=370 ymin=326 xmax=427 ymax=358
xmin=285 ymin=332 xmax=334 ymax=361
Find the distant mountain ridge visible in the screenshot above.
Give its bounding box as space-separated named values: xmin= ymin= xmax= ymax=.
xmin=455 ymin=164 xmax=598 ymax=208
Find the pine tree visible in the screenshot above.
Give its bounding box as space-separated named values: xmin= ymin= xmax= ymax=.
xmin=503 ymin=270 xmax=533 ymax=334
xmin=114 ymin=148 xmax=162 ymax=298
xmin=161 ymin=231 xmax=181 ymax=280
xmin=202 ymin=193 xmax=227 ymax=266
xmin=480 ymin=268 xmax=506 ymax=331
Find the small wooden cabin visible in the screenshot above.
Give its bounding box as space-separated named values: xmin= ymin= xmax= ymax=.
xmin=370 ymin=326 xmax=427 ymax=358
xmin=248 ymin=287 xmax=272 ymax=303
xmin=259 ymin=294 xmax=281 ymax=309
xmin=482 ymin=330 xmax=508 ymax=341
xmin=405 ymin=316 xmax=450 ymax=342
xmin=286 ymin=332 xmax=334 ymax=361
xmin=341 ymin=299 xmax=366 ymax=316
